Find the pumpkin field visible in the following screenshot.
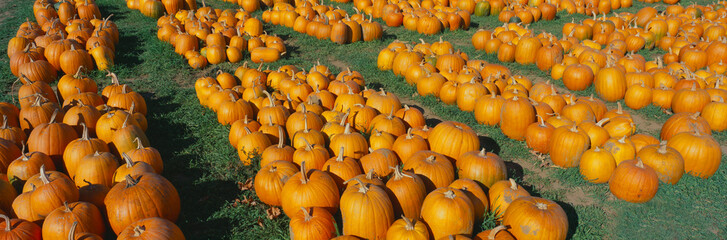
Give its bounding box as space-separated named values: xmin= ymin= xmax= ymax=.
xmin=1 ymin=0 xmax=726 ymax=238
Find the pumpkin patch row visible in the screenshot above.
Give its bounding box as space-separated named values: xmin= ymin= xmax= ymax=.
xmin=126 ymin=0 xmax=197 ymax=18
xmin=377 ymin=38 xmax=723 ymax=203
xmin=152 ymin=7 xmax=287 ymax=68
xmin=1 ymin=0 xmax=185 ymax=239
xmin=8 ymin=0 xmax=117 ymax=78
xmin=489 ymin=0 xmax=633 ymax=24
xmin=350 ymin=0 xmax=474 ymax=35
xmin=261 ymin=1 xmax=384 ymax=43
xmin=193 ymin=63 xmax=570 ymax=239
xmin=471 ymin=6 xmax=727 ymax=125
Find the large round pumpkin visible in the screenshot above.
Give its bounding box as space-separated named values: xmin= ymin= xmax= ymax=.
xmin=502 ymin=196 xmax=568 ymax=240
xmin=456 ymin=148 xmax=507 ymax=187
xmin=0 ymin=214 xmax=41 ymax=240
xmin=500 ymin=96 xmax=536 ymax=141
xmin=280 ymin=162 xmax=340 ymax=218
xmin=289 ymin=207 xmax=336 ymax=240
xmin=421 ymin=188 xmax=474 ymax=239
xmin=386 ymin=215 xmax=429 ymax=240
xmin=666 ymin=130 xmax=721 ymax=178
xmin=105 ymin=173 xmax=181 ymax=234
xmin=608 ymin=158 xmax=659 ymax=203
xmin=340 ymin=178 xmax=394 ymax=239
xmin=42 ymin=201 xmax=105 ymax=239
xmin=428 ymin=121 xmax=479 ymax=161
xmin=548 ymin=125 xmax=590 ymax=168
xmin=116 ymin=217 xmax=185 ymax=240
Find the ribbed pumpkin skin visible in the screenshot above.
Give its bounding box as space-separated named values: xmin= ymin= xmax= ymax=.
xmin=659 ymin=112 xmax=711 ymax=141
xmin=421 ymin=188 xmax=474 ymax=239
xmin=637 ymin=143 xmax=684 ymax=184
xmin=385 ymin=216 xmax=429 ymax=240
xmin=27 ymin=121 xmax=78 ymax=167
xmin=602 ymin=137 xmax=636 ymax=166
xmin=385 ymin=168 xmax=426 ymax=220
xmin=428 ymin=121 xmax=480 ymax=161
xmin=289 ymin=207 xmax=336 ymax=240
xmin=0 ymin=215 xmax=41 ymax=240
xmin=116 ymin=217 xmax=185 ymax=240
xmin=403 ymin=151 xmax=455 ymax=192
xmin=474 ymin=94 xmax=505 ymax=126
xmin=340 ymin=181 xmax=394 ymax=240
xmin=548 ymin=125 xmax=591 ymax=168
xmin=500 ymin=96 xmax=536 ymax=141
xmin=666 ymin=131 xmax=721 ymax=179
xmin=456 ymin=149 xmax=506 ymax=188
xmin=608 ymin=159 xmax=659 ymax=203
xmin=594 ymin=66 xmax=627 ymax=102
xmin=449 ymin=179 xmax=488 ymax=221
xmin=488 ymin=179 xmax=530 ymax=219
xmin=502 ymin=196 xmax=568 ymax=240
xmin=42 ymin=202 xmax=105 ymax=240
xmin=579 ymin=147 xmax=616 ymax=184
xmin=280 ymin=162 xmax=340 ymax=218
xmin=254 ymin=161 xmax=298 ymax=206
xmin=105 ymin=173 xmax=180 ymax=234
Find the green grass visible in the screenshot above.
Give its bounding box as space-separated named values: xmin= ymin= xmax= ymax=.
xmin=1 ymin=0 xmax=725 ymax=239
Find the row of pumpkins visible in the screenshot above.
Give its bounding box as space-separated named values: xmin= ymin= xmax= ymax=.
xmin=261 ymin=1 xmax=384 ymax=44
xmin=1 ymin=0 xmax=186 ymax=239
xmin=353 ymin=0 xmax=473 ymax=35
xmin=377 ymin=38 xmax=723 ymax=203
xmin=470 ymin=7 xmax=727 ymax=125
xmin=193 ymin=62 xmax=570 ymax=239
xmin=9 ymin=0 xmax=117 ymax=81
xmin=152 ymin=6 xmax=287 ymax=68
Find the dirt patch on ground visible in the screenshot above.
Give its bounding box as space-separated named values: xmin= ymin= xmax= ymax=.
xmin=628 ymin=109 xmax=662 ymax=135
xmin=328 ymin=58 xmax=351 ymax=72
xmin=516 ymin=155 xmax=598 ymax=207
xmin=0 ymin=1 xmax=13 ymax=26
xmin=563 ymin=187 xmax=597 ymax=207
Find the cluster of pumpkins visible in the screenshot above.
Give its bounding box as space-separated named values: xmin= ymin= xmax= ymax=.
xmin=1 ymin=1 xmax=185 ymax=239
xmin=352 ymin=0 xmax=473 ymax=35
xmin=193 ymin=63 xmax=571 ymax=239
xmin=377 ymin=38 xmax=723 ymax=203
xmin=261 ymin=1 xmax=384 ymax=44
xmin=9 ymin=0 xmax=117 ymax=80
xmin=126 ymin=0 xmax=196 ymax=19
xmin=493 ymin=0 xmax=633 ymax=24
xmin=152 ymin=6 xmax=286 ymax=69
xmin=471 ymin=6 xmax=727 ymax=130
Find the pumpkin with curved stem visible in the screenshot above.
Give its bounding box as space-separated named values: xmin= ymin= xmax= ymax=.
xmin=456 ymin=148 xmax=507 ymax=188
xmin=385 ymin=167 xmax=426 ymax=220
xmin=474 ymin=225 xmax=516 ymax=240
xmin=386 ymin=215 xmax=429 ymax=240
xmin=18 ymin=165 xmax=79 ymax=220
xmin=347 ymin=104 xmax=378 ymax=133
xmin=594 ymin=62 xmax=627 ymax=102
xmin=369 ymin=111 xmax=407 ymax=137
xmin=289 ymin=207 xmax=336 ymax=240
xmin=7 ymin=145 xmax=55 ymax=184
xmin=549 ymin=125 xmax=590 ymax=168
xmin=637 ymin=142 xmax=684 ymax=184
xmin=671 ymin=83 xmax=710 ymax=114
xmin=111 ymin=115 xmax=149 ymax=155
xmin=368 ymin=130 xmax=396 ymax=151
xmin=340 ymin=178 xmax=394 ymax=239
xmin=0 ymin=214 xmax=41 ymax=240
xmin=667 ymin=129 xmax=721 ymax=179
xmin=609 ymin=158 xmax=659 ymax=203
xmin=323 ymin=147 xmax=363 ymax=190
xmin=502 ymin=196 xmax=568 ymax=240
xmin=428 ymin=121 xmax=479 ymax=161
xmin=116 ymin=217 xmax=185 ymax=240
xmin=125 ymin=138 xmax=164 ymax=174
xmin=73 ymin=151 xmax=119 ymax=188
xmin=403 ymin=150 xmax=455 ymax=192
xmin=62 ymin=103 xmax=102 ymax=136
xmin=525 ymin=116 xmax=554 ymax=154
xmin=261 ymin=128 xmax=295 ymax=168
xmin=395 ymin=105 xmax=426 ymax=128
xmin=489 ymin=178 xmax=530 ymax=219
xmin=105 ymin=173 xmax=180 ymax=234
xmin=113 ymin=153 xmax=154 ymax=184
xmin=229 ymin=117 xmax=261 ymax=148
xmin=474 ymin=93 xmax=505 ymax=126
xmin=421 ymin=188 xmax=474 ymax=239
xmin=78 ymin=180 xmax=109 ymax=214
xmin=579 ymin=147 xmax=616 ymax=184
xmin=293 ymin=140 xmax=330 ymax=170
xmin=95 ymin=110 xmax=141 ymax=144
xmin=67 ymin=221 xmax=103 ymax=240
xmin=42 ymin=201 xmax=105 ymax=239
xmin=280 ymin=162 xmax=340 ymax=217
xmin=457 ymin=78 xmax=488 ymax=112
xmin=366 ymin=89 xmax=402 ymax=114
xmin=449 ymin=179 xmax=488 ymax=221
xmin=59 ymin=45 xmax=94 ymax=75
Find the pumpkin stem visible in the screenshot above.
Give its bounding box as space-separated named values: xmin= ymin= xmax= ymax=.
xmin=68 ymin=221 xmax=79 ymax=240
xmin=301 ymin=207 xmax=312 ymax=221
xmin=337 ymin=147 xmax=345 ymax=162
xmin=635 ymin=157 xmax=645 ymax=168
xmin=0 ymin=115 xmax=6 ymax=129
xmin=443 ymin=190 xmax=456 ymax=199
xmin=596 ymin=117 xmax=609 ymax=127
xmin=0 ymin=214 xmax=9 ymax=232
xmin=508 ymin=178 xmax=518 ymax=191
xmin=122 ymin=152 xmax=134 ymax=168
xmin=49 ymin=108 xmax=59 ymax=124
xmin=479 ymin=148 xmax=487 ymax=156
xmin=20 ymin=144 xmax=28 ymax=161
xmin=401 ymin=215 xmax=415 ymax=231
xmin=39 ymin=164 xmax=50 ymax=184
xmin=537 ymin=115 xmax=545 ymax=127
xmin=536 ymin=202 xmax=548 ymax=210
xmin=657 ymin=141 xmax=668 ymax=154
xmin=569 ymin=124 xmax=578 ymax=132
xmin=276 ymin=126 xmax=285 ymax=148
xmin=353 ymin=178 xmax=369 ymax=193
xmin=132 ymin=225 xmax=146 ymax=237
xmin=343 ymin=123 xmax=352 ymax=134
xmin=488 ymin=225 xmax=508 ymax=240
xmin=300 ymin=161 xmax=309 ymax=184
xmin=425 ymin=155 xmax=436 ymax=163
xmin=125 ymin=174 xmax=139 ymax=187
xmin=63 ymin=201 xmax=71 ymax=212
